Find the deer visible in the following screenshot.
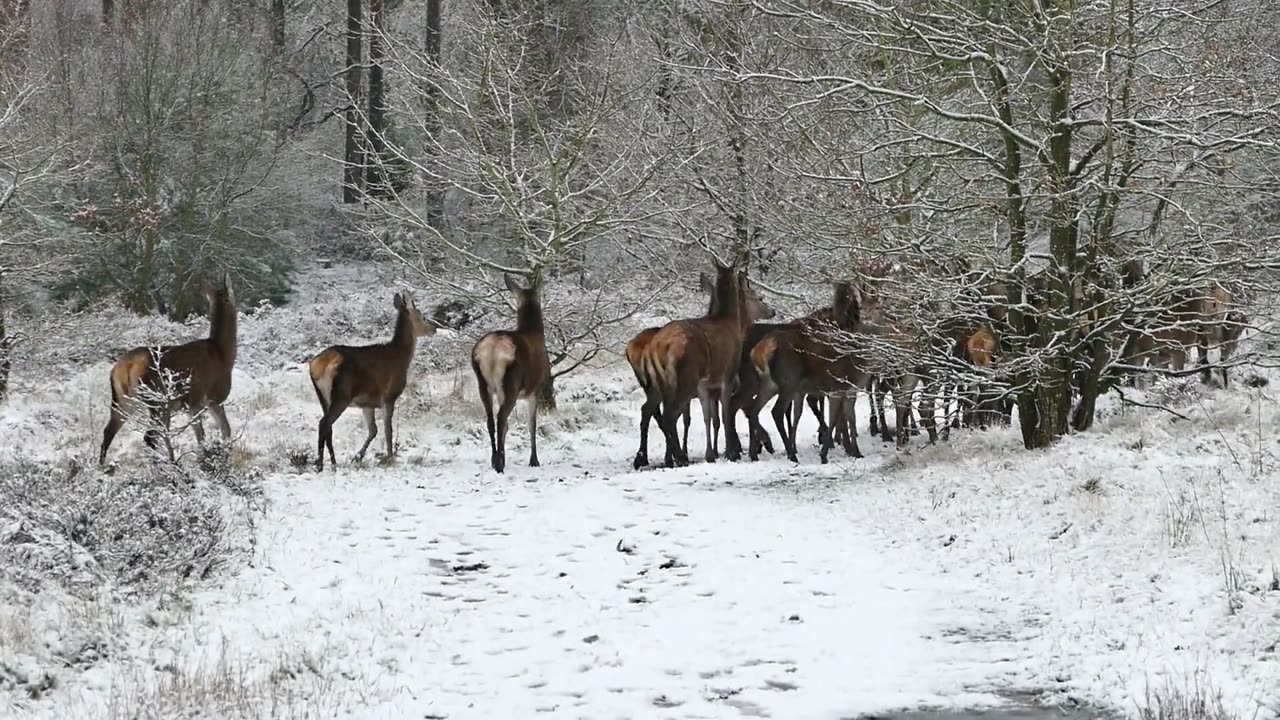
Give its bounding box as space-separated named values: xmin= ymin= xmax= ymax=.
xmin=1122 ymin=283 xmax=1245 ymax=387
xmin=640 ymin=258 xmax=758 ymax=467
xmin=749 ymin=282 xmax=882 ymax=463
xmin=99 ymin=274 xmax=237 ymax=465
xmin=309 ymin=291 xmax=437 ymax=471
xmin=629 ymin=272 xmax=775 ymax=469
xmin=729 ymin=308 xmax=855 ymax=461
xmin=472 ymin=274 xmax=551 ymax=474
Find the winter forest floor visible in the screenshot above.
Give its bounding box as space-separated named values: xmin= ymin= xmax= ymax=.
xmin=2 ymin=264 xmax=1279 ymax=719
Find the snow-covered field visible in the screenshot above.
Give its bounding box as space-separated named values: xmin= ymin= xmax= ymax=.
xmin=2 ymin=264 xmax=1278 ymax=719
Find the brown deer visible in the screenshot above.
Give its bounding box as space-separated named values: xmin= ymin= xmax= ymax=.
xmin=641 ymin=259 xmax=757 ymax=467
xmin=730 ymin=310 xmax=851 ymax=461
xmin=630 ymin=272 xmax=775 ymax=469
xmin=749 ymin=282 xmax=882 ymax=463
xmin=99 ymin=274 xmax=237 ymax=465
xmin=309 ymin=291 xmax=437 ymax=471
xmin=473 ymin=274 xmax=550 ymax=473
xmin=1124 ymin=284 xmax=1245 ymax=387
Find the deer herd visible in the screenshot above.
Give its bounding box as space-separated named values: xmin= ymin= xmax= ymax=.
xmin=97 ymin=258 xmax=1249 ymax=473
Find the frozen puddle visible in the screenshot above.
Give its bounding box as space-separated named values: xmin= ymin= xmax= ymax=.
xmin=129 ymin=459 xmax=1061 ymax=718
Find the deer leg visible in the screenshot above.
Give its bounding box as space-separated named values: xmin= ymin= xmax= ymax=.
xmin=920 ymin=379 xmax=939 ymax=445
xmin=493 ymin=385 xmax=518 ymax=474
xmin=635 ymin=393 xmax=660 ymax=470
xmin=316 ymin=396 xmax=350 ymax=472
xmin=473 ymin=360 xmax=500 ymax=472
xmin=844 ymin=394 xmax=863 ymax=458
xmin=680 ymin=404 xmax=691 ymax=457
xmin=382 ymin=401 xmax=396 ymax=460
xmin=819 ymin=395 xmax=836 ymax=464
xmin=658 ymin=394 xmax=688 ymax=468
xmin=718 ymin=382 xmax=735 ymax=465
xmin=876 ymin=384 xmax=892 ymax=442
xmin=354 ymin=407 xmax=378 ymax=462
xmin=191 ymin=411 xmax=206 ymax=446
xmin=807 ymin=394 xmax=826 ymax=447
xmin=701 ymin=393 xmax=722 ymax=457
xmin=100 ymin=407 xmax=126 ymax=465
xmin=143 ymin=403 xmax=171 ymax=461
xmin=769 ymin=393 xmax=793 ymax=462
xmin=526 ymin=396 xmax=540 ymax=467
xmin=698 ymin=386 xmax=718 ymax=463
xmin=208 ymin=403 xmax=231 ymax=441
xmin=786 ymin=395 xmax=804 ymax=463
xmin=747 ymin=383 xmax=776 ymax=462
xmin=893 ymin=378 xmax=913 ymax=449
xmin=725 ymin=387 xmax=746 ymax=462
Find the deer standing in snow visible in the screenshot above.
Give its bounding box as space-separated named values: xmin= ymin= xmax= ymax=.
xmin=99 ymin=274 xmax=238 ymax=464
xmin=309 ymin=291 xmax=437 ymax=471
xmin=629 ymin=271 xmax=775 ymax=469
xmin=639 ymin=259 xmax=759 ymax=467
xmin=472 ymin=274 xmax=550 ymax=473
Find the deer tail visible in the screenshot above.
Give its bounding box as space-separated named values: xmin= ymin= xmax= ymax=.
xmin=752 ymin=334 xmax=779 ymax=387
xmin=473 ymin=334 xmax=516 ymax=407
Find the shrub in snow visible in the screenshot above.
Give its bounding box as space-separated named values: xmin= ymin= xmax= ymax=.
xmin=0 ymin=457 xmax=261 ymax=597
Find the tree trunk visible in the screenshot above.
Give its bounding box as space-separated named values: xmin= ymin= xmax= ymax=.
xmin=271 ymin=0 xmax=285 ymax=52
xmin=342 ymin=0 xmax=364 ymax=204
xmin=366 ymin=0 xmax=386 ymax=196
xmin=0 ymin=269 xmax=9 ymax=403
xmin=424 ymin=0 xmax=444 ymax=226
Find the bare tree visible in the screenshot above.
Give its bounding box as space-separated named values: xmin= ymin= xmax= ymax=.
xmin=343 ymin=0 xmax=364 ymax=203
xmin=365 ymin=3 xmax=679 ymax=405
xmin=738 ymin=0 xmax=1280 ymax=448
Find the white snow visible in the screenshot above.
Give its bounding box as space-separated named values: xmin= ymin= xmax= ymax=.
xmin=3 ymin=264 xmax=1279 ymax=719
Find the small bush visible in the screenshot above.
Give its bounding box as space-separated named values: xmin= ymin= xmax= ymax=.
xmin=0 ymin=457 xmax=262 ymax=596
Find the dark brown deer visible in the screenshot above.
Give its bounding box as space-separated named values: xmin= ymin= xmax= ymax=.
xmin=641 ymin=259 xmax=756 ymax=467
xmin=629 ymin=272 xmax=775 ymax=469
xmin=99 ymin=274 xmax=237 ymax=464
xmin=473 ymin=274 xmax=550 ymax=473
xmin=749 ymin=282 xmax=882 ymax=463
xmin=309 ymin=291 xmax=437 ymax=471
xmin=729 ymin=311 xmax=848 ymax=461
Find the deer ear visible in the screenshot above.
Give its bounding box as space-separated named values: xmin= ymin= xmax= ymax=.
xmin=393 ymin=292 xmax=405 ymax=310
xmin=504 ymin=273 xmax=522 ymax=293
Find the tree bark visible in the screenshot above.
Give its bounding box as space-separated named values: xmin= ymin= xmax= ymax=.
xmin=366 ymin=0 xmax=387 ymax=196
xmin=342 ymin=0 xmax=365 ymax=204
xmin=102 ymin=0 xmax=114 ymax=27
xmin=0 ymin=269 xmax=9 ymax=403
xmin=271 ymin=0 xmax=285 ymax=52
xmin=424 ymin=0 xmax=444 ymax=226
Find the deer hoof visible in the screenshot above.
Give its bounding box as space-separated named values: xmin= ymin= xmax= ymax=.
xmin=529 ymin=457 xmax=540 ymax=468
xmin=491 ymin=452 xmax=505 ymax=473
xmin=633 ymin=453 xmax=648 ymax=470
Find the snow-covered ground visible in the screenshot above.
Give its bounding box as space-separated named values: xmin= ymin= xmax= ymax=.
xmin=3 ymin=264 xmax=1279 ymax=719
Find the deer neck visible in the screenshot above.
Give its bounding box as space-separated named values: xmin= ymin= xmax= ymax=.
xmin=390 ymin=310 xmax=418 ymax=359
xmin=208 ymin=303 xmax=237 ymax=363
xmin=517 ymin=301 xmax=544 ymax=336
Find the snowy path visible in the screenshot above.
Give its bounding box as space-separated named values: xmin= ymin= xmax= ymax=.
xmin=161 ymin=455 xmax=1025 ymax=719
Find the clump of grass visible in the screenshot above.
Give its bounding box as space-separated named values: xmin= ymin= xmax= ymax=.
xmin=1138 ymin=672 xmax=1236 ymax=720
